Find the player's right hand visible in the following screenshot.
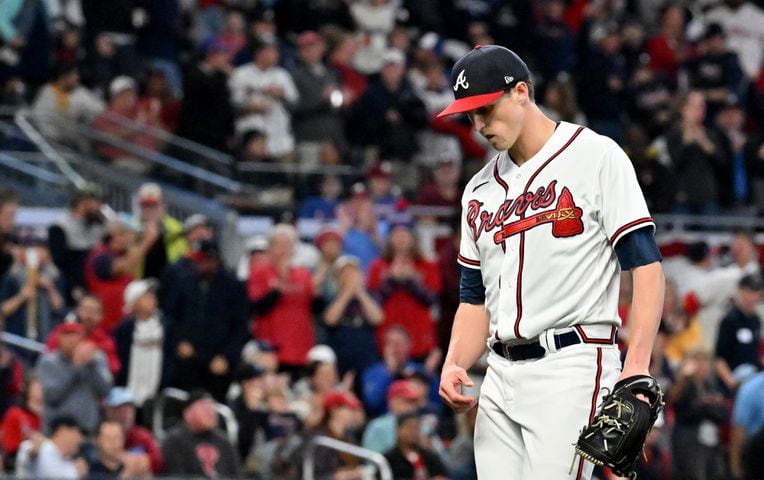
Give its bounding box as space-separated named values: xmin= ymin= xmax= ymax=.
xmin=439 ymin=364 xmax=478 ymax=413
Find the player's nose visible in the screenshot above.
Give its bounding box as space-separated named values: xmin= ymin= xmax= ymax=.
xmin=472 ymin=116 xmax=485 ymax=132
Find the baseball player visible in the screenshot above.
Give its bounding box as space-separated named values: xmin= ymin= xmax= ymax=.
xmin=437 ymin=45 xmax=665 ymax=479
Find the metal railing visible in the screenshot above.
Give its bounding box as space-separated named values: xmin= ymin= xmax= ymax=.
xmin=0 ymin=331 xmax=45 ymax=354
xmin=152 ymin=387 xmax=239 ymax=447
xmin=303 ymin=435 xmax=393 ymax=480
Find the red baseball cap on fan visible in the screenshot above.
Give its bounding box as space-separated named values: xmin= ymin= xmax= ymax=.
xmin=437 ymin=44 xmax=531 ymax=117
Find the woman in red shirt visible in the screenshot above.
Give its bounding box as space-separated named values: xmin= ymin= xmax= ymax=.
xmin=1 ymin=376 xmax=43 ymax=462
xmin=368 ymin=223 xmax=441 ymax=359
xmin=248 ymin=224 xmax=316 ymax=377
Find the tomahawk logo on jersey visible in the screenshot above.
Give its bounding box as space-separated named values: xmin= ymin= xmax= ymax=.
xmin=457 ymin=122 xmax=654 ymax=343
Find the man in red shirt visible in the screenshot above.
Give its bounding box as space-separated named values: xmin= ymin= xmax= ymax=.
xmin=104 ymin=387 xmax=163 ymax=474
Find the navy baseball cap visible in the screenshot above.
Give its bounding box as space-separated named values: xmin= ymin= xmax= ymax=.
xmin=437 ymin=45 xmax=531 ymax=117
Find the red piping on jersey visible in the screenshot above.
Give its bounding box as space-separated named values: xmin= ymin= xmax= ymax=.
xmin=513 ymin=125 xmax=586 ymax=339
xmin=457 ymin=254 xmax=480 ymax=267
xmin=574 ymin=325 xmax=617 ymax=344
xmin=609 ymin=217 xmax=654 ymax=245
xmin=493 ymin=157 xmax=509 ymax=194
xmin=577 ymin=347 xmax=603 ymax=480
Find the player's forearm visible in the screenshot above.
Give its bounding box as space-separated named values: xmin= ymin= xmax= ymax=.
xmin=622 ymin=262 xmax=664 ymax=376
xmin=443 ymin=303 xmax=489 ymax=370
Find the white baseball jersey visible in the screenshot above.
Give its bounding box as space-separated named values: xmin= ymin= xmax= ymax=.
xmin=457 ymin=121 xmax=654 ymax=343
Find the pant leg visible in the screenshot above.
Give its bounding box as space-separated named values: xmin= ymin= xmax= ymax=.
xmin=513 ymin=345 xmax=621 ymax=480
xmin=474 ymin=353 xmax=524 ymax=479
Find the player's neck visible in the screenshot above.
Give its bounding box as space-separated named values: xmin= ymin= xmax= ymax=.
xmin=508 ymin=107 xmax=557 ymax=166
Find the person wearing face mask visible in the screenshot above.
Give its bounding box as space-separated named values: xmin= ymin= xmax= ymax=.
xmin=48 ymin=185 xmax=105 ymax=305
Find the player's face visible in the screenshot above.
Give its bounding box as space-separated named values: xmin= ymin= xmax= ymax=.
xmin=467 ymin=90 xmax=526 ymax=151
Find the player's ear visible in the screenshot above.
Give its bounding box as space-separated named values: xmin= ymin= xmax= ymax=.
xmin=514 ymin=82 xmax=530 ymax=104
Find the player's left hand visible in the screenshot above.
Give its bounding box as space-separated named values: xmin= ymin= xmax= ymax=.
xmin=618 ymin=368 xmax=651 ymax=403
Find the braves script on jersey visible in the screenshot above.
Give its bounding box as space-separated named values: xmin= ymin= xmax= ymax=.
xmin=457 ymin=121 xmax=654 ymax=343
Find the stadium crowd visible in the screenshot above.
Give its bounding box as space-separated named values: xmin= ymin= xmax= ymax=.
xmin=0 ymin=0 xmax=764 ymax=479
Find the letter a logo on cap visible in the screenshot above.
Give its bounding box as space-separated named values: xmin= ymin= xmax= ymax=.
xmin=454 ymin=69 xmax=470 ymax=91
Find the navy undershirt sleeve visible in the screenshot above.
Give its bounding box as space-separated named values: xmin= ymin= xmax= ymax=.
xmin=614 ymin=227 xmax=662 ymax=270
xmin=460 ymin=266 xmax=486 ymax=304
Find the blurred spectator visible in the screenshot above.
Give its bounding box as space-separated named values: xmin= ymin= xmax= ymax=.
xmin=0 ymin=235 xmax=65 ymax=342
xmin=53 ymin=26 xmax=84 ymax=66
xmin=627 ymin=64 xmax=673 ymax=139
xmin=366 ymin=161 xmax=404 ymax=233
xmin=0 ymin=376 xmax=42 ymax=468
xmin=175 ymin=39 xmax=235 ymax=152
xmin=135 ymin=0 xmax=182 ymax=95
xmin=162 ymin=390 xmax=240 ymax=478
xmin=730 ymin=369 xmax=764 ymax=478
xmin=228 ymin=364 xmax=268 ymax=466
xmin=646 ymin=4 xmax=693 ymax=84
xmin=254 ymin=386 xmax=304 ymax=479
xmin=415 ymin=155 xmax=462 ymax=213
xmin=337 ymin=185 xmax=382 ymax=275
xmin=686 ymin=230 xmax=759 ymax=348
xmin=37 ymin=321 xmax=112 ymax=433
xmin=665 ymin=241 xmax=713 ymax=297
xmin=237 ymin=234 xmax=268 ymax=282
xmin=249 ymin=224 xmax=316 ymax=375
xmin=624 ymin=124 xmax=675 ymax=214
xmin=85 ymin=218 xmax=159 ymax=332
xmin=103 ymin=387 xmax=163 ymax=474
xmin=161 ymin=239 xmax=248 ymax=401
xmin=448 ymin=407 xmax=478 ymax=480
xmin=297 ymin=175 xmax=343 ymax=220
xmin=0 ymin=189 xmax=16 ymax=236
xmin=368 ymin=222 xmax=441 ymax=359
xmin=663 ymin=281 xmax=703 ymax=367
xmin=540 ymin=78 xmax=587 ymax=125
xmin=684 ymin=24 xmax=745 ymax=121
xmin=88 ymin=419 xmax=152 ymax=479
xmin=134 ymin=183 xmax=188 ymax=279
xmin=669 ymin=347 xmax=728 ymax=480
xmin=182 ymin=213 xmax=213 ymax=247
xmin=293 ymin=349 xmax=352 ymax=430
xmin=361 ymin=326 xmax=437 ymax=418
xmin=532 ymin=0 xmax=575 ymax=82
xmin=579 ymin=21 xmax=628 ymax=143
xmin=435 ymin=218 xmax=460 ymax=353
xmin=384 ymin=412 xmax=450 ymax=480
xmin=30 ymin=61 xmax=103 ymax=148
xmin=348 ymin=49 xmax=428 ymax=162
xmin=312 ymin=227 xmax=344 ymax=299
xmin=48 ymin=185 xmax=105 ymax=304
xmin=715 ymin=274 xmax=763 ymax=393
xmin=46 ymin=295 xmax=120 ymax=375
xmin=326 ymin=27 xmax=367 ymax=106
xmin=90 ymin=75 xmax=167 ymax=173
xmin=229 ymin=38 xmax=299 ymax=159
xmin=311 ymin=390 xmax=366 ymax=479
xmin=323 ymin=255 xmax=383 ymax=377
xmin=664 ymin=91 xmax=729 ymax=214
xmin=0 ymin=0 xmax=52 ymax=85
xmin=113 ymin=279 xmax=172 ymax=409
xmin=715 ymin=100 xmax=751 ymax=208
xmin=291 ymin=31 xmax=346 ymax=160
xmin=208 ymin=10 xmax=247 ymax=64
xmin=15 ymin=415 xmax=86 ymax=480
xmin=705 ymin=0 xmax=764 ymax=81
xmin=362 ymin=379 xmax=421 ymax=454
xmin=138 ymin=67 xmax=180 ymax=132
xmin=0 ymin=317 xmax=25 ymax=416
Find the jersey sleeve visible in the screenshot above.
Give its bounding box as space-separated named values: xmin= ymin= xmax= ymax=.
xmin=599 ymin=142 xmax=655 ymax=246
xmin=457 ymin=188 xmax=481 ymax=270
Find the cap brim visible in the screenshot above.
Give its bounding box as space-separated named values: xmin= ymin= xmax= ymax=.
xmin=436 ymin=90 xmax=504 ymax=117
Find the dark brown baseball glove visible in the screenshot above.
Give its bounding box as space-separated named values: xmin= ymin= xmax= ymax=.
xmin=575 ymin=375 xmax=664 ymax=479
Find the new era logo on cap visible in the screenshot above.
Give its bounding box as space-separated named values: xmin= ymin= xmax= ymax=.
xmin=438 ymin=45 xmax=531 ymax=117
